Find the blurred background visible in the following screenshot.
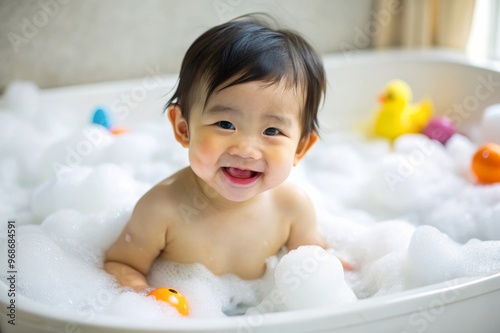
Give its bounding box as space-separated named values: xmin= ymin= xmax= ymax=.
xmin=0 ymin=0 xmax=498 ymax=92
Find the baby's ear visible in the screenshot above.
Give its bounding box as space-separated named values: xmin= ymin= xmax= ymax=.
xmin=168 ymin=105 xmax=189 ymax=147
xmin=294 ymin=131 xmax=318 ymax=166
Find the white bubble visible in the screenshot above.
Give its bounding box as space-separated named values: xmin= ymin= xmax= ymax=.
xmin=402 ymin=226 xmax=500 ymax=288
xmin=481 ymin=103 xmax=500 ymax=144
xmin=31 ymin=164 xmax=148 ymax=220
xmin=274 ymin=246 xmax=356 ymax=311
xmin=4 ymin=81 xmax=39 ymax=119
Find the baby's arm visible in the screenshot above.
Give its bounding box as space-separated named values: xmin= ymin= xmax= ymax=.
xmin=283 ymin=184 xmax=325 ymax=251
xmin=283 ymin=184 xmax=353 ymax=270
xmin=104 ymin=188 xmax=168 ymax=291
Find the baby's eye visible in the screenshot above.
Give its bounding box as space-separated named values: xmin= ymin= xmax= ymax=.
xmin=263 ymin=127 xmax=281 ymax=136
xmin=217 ymin=121 xmax=235 ymax=130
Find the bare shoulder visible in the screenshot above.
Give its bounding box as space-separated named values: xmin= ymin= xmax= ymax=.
xmin=122 ymin=167 xmax=190 ymax=242
xmin=272 ymin=182 xmax=315 ymax=214
xmin=134 ymin=167 xmax=188 ymax=216
xmin=272 ymin=182 xmax=325 ymax=250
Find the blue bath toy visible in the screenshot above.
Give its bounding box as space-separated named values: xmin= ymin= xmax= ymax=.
xmin=92 ymin=107 xmax=112 ymax=129
xmin=91 ymin=107 xmax=127 ymax=135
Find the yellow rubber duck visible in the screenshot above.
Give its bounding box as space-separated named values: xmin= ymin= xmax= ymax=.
xmin=374 ymin=80 xmax=432 ymax=140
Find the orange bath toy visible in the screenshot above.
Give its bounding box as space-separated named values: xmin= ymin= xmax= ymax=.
xmin=110 ymin=127 xmax=128 ymax=135
xmin=148 ymin=287 xmax=189 ymax=316
xmin=471 ymin=143 xmax=500 ymax=184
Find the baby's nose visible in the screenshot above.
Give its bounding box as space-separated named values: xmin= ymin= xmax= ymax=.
xmin=227 ymin=138 xmax=262 ymax=160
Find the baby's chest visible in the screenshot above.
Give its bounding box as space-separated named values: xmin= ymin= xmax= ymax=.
xmin=162 ymin=214 xmax=289 ymax=277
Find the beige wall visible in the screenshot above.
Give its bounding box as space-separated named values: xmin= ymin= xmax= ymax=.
xmin=0 ymin=0 xmax=373 ymax=91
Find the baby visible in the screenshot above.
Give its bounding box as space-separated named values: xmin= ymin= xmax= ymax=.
xmin=104 ymin=16 xmax=331 ymax=292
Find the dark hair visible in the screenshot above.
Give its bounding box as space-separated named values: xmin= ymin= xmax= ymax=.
xmin=165 ymin=14 xmax=326 ymax=139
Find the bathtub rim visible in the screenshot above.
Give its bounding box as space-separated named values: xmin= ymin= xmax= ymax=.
xmin=322 ymin=48 xmax=500 ymax=73
xmin=1 ymin=271 xmax=499 ymax=331
xmin=3 ymin=48 xmax=499 ymax=106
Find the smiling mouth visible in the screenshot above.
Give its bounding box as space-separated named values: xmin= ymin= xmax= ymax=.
xmin=222 ymin=167 xmax=262 ymax=185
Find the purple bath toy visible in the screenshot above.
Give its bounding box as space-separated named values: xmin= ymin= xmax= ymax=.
xmin=423 ymin=116 xmax=456 ymax=144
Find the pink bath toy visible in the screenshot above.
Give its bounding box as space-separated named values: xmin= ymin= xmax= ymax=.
xmin=423 ymin=116 xmax=456 ymax=144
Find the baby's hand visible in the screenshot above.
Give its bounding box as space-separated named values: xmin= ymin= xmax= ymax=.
xmin=104 ymin=261 xmax=150 ymax=292
xmin=138 ymin=286 xmax=156 ymax=295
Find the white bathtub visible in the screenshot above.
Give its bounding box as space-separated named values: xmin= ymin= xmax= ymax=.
xmin=1 ymin=49 xmax=500 ymax=333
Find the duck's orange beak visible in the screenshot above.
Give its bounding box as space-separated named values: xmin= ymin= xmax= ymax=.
xmin=378 ymin=94 xmax=387 ymax=103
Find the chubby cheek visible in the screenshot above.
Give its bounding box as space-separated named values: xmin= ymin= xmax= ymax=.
xmin=188 ymin=131 xmax=221 ymax=175
xmin=265 ymin=147 xmax=296 ymax=183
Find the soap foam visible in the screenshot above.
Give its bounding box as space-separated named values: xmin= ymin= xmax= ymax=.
xmin=31 ymin=164 xmax=148 ymax=221
xmin=1 ymin=82 xmax=500 ymax=323
xmin=149 ymin=260 xmax=274 ymax=317
xmin=14 ymin=227 xmax=117 ymax=310
xmin=273 ymin=246 xmax=356 ymax=311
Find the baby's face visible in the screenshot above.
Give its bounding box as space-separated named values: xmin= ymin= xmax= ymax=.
xmin=187 ymin=81 xmax=305 ymax=202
